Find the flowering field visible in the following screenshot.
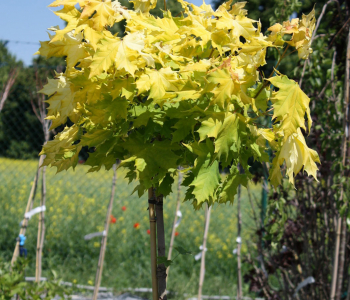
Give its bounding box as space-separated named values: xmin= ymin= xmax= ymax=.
xmin=0 ymin=157 xmax=261 ymax=297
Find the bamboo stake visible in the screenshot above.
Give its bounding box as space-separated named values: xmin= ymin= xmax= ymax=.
xmin=36 ymin=125 xmax=49 ymax=283
xmin=11 ymin=155 xmax=43 ymax=266
xmin=156 ymin=193 xmax=167 ymax=300
xmin=237 ymin=183 xmax=242 ymax=300
xmin=148 ymin=188 xmax=159 ymax=300
xmin=332 ymin=27 xmax=350 ymax=300
xmin=335 ymin=27 xmax=350 ymax=300
xmin=197 ymin=204 xmax=211 ymax=300
xmin=167 ymin=171 xmax=182 ymax=278
xmin=92 ymin=164 xmax=117 ymax=300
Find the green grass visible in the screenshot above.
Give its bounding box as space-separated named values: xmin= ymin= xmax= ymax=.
xmin=0 ymin=157 xmax=262 ymax=298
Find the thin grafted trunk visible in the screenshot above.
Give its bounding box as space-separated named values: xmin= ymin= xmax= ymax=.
xmin=197 ymin=204 xmax=211 ymax=300
xmin=156 ymin=194 xmax=167 ymax=300
xmin=0 ymin=68 xmax=18 ymax=112
xmin=92 ymin=164 xmax=117 ymax=300
xmin=148 ymin=188 xmax=158 ymax=300
xmin=12 ymin=156 xmax=43 ymax=266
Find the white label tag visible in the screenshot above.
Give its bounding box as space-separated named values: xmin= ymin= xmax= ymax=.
xmin=84 ymin=231 xmax=105 ymax=240
xmin=24 ymin=206 xmax=46 ymax=219
xmin=175 ymin=211 xmax=182 ymax=228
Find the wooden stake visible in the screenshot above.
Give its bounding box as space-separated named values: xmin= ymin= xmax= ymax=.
xmin=167 ymin=171 xmax=182 ymax=278
xmin=197 ymin=204 xmax=211 ymax=300
xmin=335 ymin=27 xmax=350 ymax=300
xmin=92 ymin=164 xmax=117 ymax=300
xmin=237 ymin=184 xmax=242 ymax=300
xmin=11 ymin=155 xmax=43 ymax=266
xmin=156 ymin=194 xmax=167 ymax=300
xmin=148 ymin=188 xmax=159 ymax=300
xmin=331 ymin=28 xmax=350 ymax=300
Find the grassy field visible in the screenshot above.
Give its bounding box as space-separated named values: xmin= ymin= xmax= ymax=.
xmin=0 ymin=157 xmax=262 ymax=298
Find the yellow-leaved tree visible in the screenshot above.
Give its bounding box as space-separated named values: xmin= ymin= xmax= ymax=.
xmin=37 ymin=0 xmax=318 ymax=298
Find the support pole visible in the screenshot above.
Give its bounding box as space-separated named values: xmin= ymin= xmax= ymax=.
xmin=12 ymin=155 xmax=43 ymax=266
xmin=92 ymin=163 xmax=117 ymax=300
xmin=167 ymin=171 xmax=182 ymax=278
xmin=35 ymin=165 xmax=47 ymax=282
xmin=237 ymin=184 xmax=242 ymax=300
xmin=156 ymin=194 xmax=167 ymax=300
xmin=148 ymin=188 xmax=159 ymax=300
xmin=197 ymin=204 xmax=211 ymax=300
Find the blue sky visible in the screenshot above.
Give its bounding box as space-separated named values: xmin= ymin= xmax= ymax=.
xmin=0 ymin=0 xmax=209 ymax=66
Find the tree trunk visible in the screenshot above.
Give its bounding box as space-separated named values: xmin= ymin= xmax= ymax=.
xmin=334 ymin=27 xmax=350 ymax=300
xmin=167 ymin=171 xmax=182 ymax=278
xmin=197 ymin=204 xmax=211 ymax=300
xmin=92 ymin=164 xmax=117 ymax=300
xmin=12 ymin=155 xmax=43 ymax=266
xmin=0 ymin=68 xmax=18 ymax=112
xmin=237 ymin=183 xmax=242 ymax=300
xmin=148 ymin=188 xmax=159 ymax=300
xmin=156 ymin=193 xmax=167 ymax=300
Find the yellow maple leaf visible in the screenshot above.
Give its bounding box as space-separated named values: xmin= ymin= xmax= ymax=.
xmin=207 ymin=68 xmax=242 ymax=108
xmin=40 ymin=74 xmax=77 ymax=129
xmin=136 ymin=67 xmax=179 ymax=105
xmin=268 ymin=75 xmax=311 ymax=140
xmin=80 ymin=0 xmax=115 ymax=31
xmin=269 ymin=128 xmax=320 ymax=187
xmin=89 ymin=33 xmax=144 ymax=77
xmin=37 ymin=32 xmax=88 ymax=68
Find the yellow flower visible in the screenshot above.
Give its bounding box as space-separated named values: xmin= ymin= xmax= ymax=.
xmin=73 ymin=279 xmax=77 ymax=284
xmin=119 ymin=216 xmax=124 ymax=222
xmin=88 ymin=280 xmax=93 ymax=285
xmin=93 ymin=242 xmax=100 ymax=248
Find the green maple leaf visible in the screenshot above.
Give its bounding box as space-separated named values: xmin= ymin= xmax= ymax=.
xmin=172 ymin=118 xmax=197 ymax=143
xmin=80 ymin=129 xmax=113 ymax=148
xmin=121 ymin=133 xmax=180 ymax=189
xmin=219 ymin=166 xmax=248 ymax=204
xmin=185 ymin=140 xmax=221 ymax=207
xmin=214 ymin=113 xmax=244 ymax=164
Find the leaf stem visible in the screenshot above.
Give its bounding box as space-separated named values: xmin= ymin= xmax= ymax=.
xmin=255 ymin=44 xmax=290 ymax=99
xmin=163 ymin=0 xmax=167 ymax=11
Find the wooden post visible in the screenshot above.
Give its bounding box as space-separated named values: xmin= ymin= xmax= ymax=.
xmin=167 ymin=171 xmax=182 ymax=278
xmin=330 ymin=27 xmax=350 ymax=300
xmin=35 ymin=165 xmax=47 ymax=282
xmin=148 ymin=188 xmax=159 ymax=300
xmin=11 ymin=155 xmax=43 ymax=266
xmin=237 ymin=183 xmax=242 ymax=300
xmin=335 ymin=27 xmax=350 ymax=300
xmin=92 ymin=164 xmax=117 ymax=300
xmin=156 ymin=193 xmax=167 ymax=300
xmin=197 ymin=204 xmax=211 ymax=300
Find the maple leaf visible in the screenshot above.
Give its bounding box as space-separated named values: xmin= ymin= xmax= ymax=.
xmin=185 ymin=140 xmax=221 ymax=207
xmin=80 ymin=0 xmax=115 ymax=31
xmin=37 ymin=32 xmax=87 ymax=68
xmin=207 ymin=68 xmax=241 ymax=107
xmin=40 ymin=74 xmax=77 ymax=129
xmin=40 ymin=125 xmax=81 ymax=170
xmin=219 ymin=165 xmax=248 ymax=204
xmin=269 ymin=129 xmax=320 ymax=187
xmin=137 ymin=67 xmax=179 ymax=105
xmin=214 ymin=113 xmax=244 ymax=164
xmin=268 ymin=75 xmax=311 ymax=139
